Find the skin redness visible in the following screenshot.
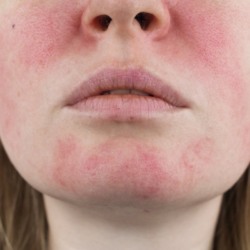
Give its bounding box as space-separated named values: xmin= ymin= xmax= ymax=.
xmin=0 ymin=0 xmax=250 ymax=209
xmin=51 ymin=135 xmax=212 ymax=203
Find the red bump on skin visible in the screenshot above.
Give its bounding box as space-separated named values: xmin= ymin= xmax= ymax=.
xmin=51 ymin=135 xmax=180 ymax=201
xmin=96 ymin=141 xmax=170 ymax=200
xmin=53 ymin=137 xmax=169 ymax=199
xmin=50 ymin=133 xmax=213 ymax=203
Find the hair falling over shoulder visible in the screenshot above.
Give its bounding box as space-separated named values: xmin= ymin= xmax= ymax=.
xmin=213 ymin=162 xmax=250 ymax=250
xmin=0 ymin=140 xmax=48 ymax=250
xmin=0 ymin=139 xmax=249 ymax=250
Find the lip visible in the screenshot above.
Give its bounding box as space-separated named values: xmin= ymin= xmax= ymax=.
xmin=66 ymin=67 xmax=189 ymax=107
xmin=65 ymin=67 xmax=190 ymax=121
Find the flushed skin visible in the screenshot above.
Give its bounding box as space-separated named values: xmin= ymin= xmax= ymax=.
xmin=0 ymin=0 xmax=250 ymax=213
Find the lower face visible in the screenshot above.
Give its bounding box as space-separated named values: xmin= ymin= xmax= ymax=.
xmin=0 ymin=0 xmax=250 ymax=209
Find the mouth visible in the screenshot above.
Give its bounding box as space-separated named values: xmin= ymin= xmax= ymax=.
xmin=100 ymin=89 xmax=154 ymax=96
xmin=65 ymin=67 xmax=190 ymax=109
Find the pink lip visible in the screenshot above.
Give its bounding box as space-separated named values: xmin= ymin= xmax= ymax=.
xmin=65 ymin=67 xmax=190 ymax=121
xmin=66 ymin=67 xmax=189 ymax=106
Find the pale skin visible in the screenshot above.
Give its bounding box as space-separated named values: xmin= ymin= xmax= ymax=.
xmin=1 ymin=0 xmax=250 ymax=249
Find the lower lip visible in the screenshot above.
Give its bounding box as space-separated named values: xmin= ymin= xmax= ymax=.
xmin=66 ymin=95 xmax=181 ymax=121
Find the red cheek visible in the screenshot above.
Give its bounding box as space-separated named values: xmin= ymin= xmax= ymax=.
xmin=151 ymin=1 xmax=248 ymax=123
xmin=152 ymin=1 xmax=244 ymax=93
xmin=3 ymin=2 xmax=97 ymax=72
xmin=166 ymin=1 xmax=236 ymax=70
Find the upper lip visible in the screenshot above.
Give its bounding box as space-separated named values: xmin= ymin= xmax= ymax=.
xmin=65 ymin=67 xmax=190 ymax=108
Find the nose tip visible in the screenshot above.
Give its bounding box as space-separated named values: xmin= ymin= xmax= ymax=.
xmin=82 ymin=0 xmax=171 ymax=41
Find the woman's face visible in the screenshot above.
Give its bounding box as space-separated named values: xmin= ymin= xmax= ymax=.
xmin=1 ymin=0 xmax=250 ymax=208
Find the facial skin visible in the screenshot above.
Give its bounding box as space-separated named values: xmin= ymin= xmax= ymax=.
xmin=1 ymin=0 xmax=250 ymax=249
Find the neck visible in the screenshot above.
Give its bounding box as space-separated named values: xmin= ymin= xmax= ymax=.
xmin=44 ymin=195 xmax=222 ymax=250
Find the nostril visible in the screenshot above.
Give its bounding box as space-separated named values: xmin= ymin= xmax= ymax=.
xmin=91 ymin=12 xmax=154 ymax=32
xmin=135 ymin=12 xmax=154 ymax=30
xmin=94 ymin=15 xmax=112 ymax=31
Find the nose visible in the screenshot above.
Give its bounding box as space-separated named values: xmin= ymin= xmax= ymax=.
xmin=82 ymin=0 xmax=171 ymax=41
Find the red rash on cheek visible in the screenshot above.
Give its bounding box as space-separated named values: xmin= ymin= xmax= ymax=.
xmin=49 ymin=134 xmax=211 ymax=202
xmin=156 ymin=1 xmax=244 ymax=99
xmin=3 ymin=2 xmax=96 ymax=72
xmin=151 ymin=1 xmax=249 ymax=127
xmin=2 ymin=0 xmax=243 ymax=92
xmin=167 ymin=1 xmax=235 ymax=69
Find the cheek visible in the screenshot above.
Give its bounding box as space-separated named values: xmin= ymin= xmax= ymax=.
xmin=0 ymin=2 xmax=95 ymax=152
xmin=1 ymin=2 xmax=96 ymax=73
xmin=154 ymin=1 xmax=247 ymax=110
xmin=43 ymin=134 xmax=213 ymax=204
xmin=152 ymin=1 xmax=250 ymax=152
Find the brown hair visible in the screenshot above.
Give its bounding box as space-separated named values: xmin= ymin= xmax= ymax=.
xmin=0 ymin=140 xmax=48 ymax=250
xmin=0 ymin=139 xmax=249 ymax=250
